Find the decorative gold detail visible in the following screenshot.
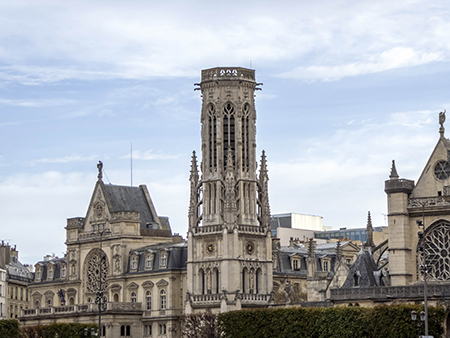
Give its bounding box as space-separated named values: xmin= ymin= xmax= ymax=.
xmin=246 ymin=241 xmax=255 ymax=255
xmin=206 ymin=243 xmax=215 ymax=255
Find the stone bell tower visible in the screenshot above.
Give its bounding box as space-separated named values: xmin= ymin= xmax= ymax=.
xmin=185 ymin=67 xmax=273 ymax=314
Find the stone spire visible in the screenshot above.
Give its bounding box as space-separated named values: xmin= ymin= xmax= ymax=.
xmin=188 ymin=151 xmax=199 ymax=228
xmin=365 ymin=211 xmax=375 ymax=249
xmin=336 ymin=239 xmax=342 ymax=263
xmin=258 ymin=150 xmax=271 ymax=228
xmin=389 ymin=160 xmax=399 ymax=180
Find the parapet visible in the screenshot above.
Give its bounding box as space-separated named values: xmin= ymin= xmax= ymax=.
xmin=384 ymin=179 xmax=414 ymax=194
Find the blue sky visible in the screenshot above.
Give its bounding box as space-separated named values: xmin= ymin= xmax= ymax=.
xmin=2 ymin=0 xmax=450 ymax=264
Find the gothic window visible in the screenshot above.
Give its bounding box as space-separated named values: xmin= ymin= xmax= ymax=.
xmin=159 ymin=324 xmax=166 ymax=335
xmin=160 ymin=290 xmax=166 ymax=309
xmin=223 ymin=103 xmax=235 ymax=170
xmin=85 ymin=249 xmax=108 ymax=293
xmin=208 ymin=104 xmax=217 ymax=170
xmin=242 ymin=268 xmax=247 ymax=293
xmin=200 ymin=269 xmax=205 ymax=295
xmin=419 ymin=220 xmax=450 ymax=281
xmin=241 ymin=104 xmax=251 ymax=171
xmin=146 ymin=291 xmax=151 ymax=310
xmin=131 ymin=292 xmax=137 ymax=303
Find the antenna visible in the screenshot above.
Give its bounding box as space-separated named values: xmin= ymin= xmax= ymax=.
xmin=131 ymin=142 xmax=133 ymax=187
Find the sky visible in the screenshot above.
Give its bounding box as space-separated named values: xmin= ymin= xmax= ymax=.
xmin=2 ymin=0 xmax=450 ymax=265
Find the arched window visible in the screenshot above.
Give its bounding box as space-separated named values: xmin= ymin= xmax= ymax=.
xmin=215 ymin=268 xmax=219 ymax=294
xmin=131 ymin=292 xmax=137 ymax=303
xmin=242 ymin=268 xmax=247 ymax=293
xmin=223 ymin=103 xmax=235 ymax=170
xmin=146 ymin=291 xmax=151 ymax=310
xmin=87 ymin=297 xmax=92 ymax=303
xmin=160 ymin=290 xmax=166 ymax=309
xmin=126 ymin=325 xmax=130 ymax=336
xmin=69 ymin=297 xmax=74 ymax=305
xmin=114 ymin=293 xmax=119 ymax=302
xmin=120 ymin=325 xmax=125 ymax=336
xmin=241 ymin=103 xmax=250 ymax=171
xmin=207 ymin=104 xmax=217 ymax=170
xmin=200 ymin=269 xmax=205 ymax=294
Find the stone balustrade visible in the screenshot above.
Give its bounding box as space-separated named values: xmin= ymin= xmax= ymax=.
xmin=21 ymin=302 xmax=142 ymax=318
xmin=330 ymin=284 xmax=450 ymax=301
xmin=408 ymin=196 xmax=450 ymax=208
xmin=237 ymin=224 xmax=266 ymax=234
xmin=201 ymin=67 xmax=255 ymax=82
xmin=193 ymin=224 xmax=223 ymax=235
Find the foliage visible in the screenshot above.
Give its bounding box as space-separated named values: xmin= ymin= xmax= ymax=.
xmin=19 ymin=323 xmax=97 ymax=338
xmin=0 ymin=319 xmax=19 ymax=338
xmin=219 ymin=304 xmax=446 ymax=338
xmin=181 ymin=312 xmax=219 ymax=338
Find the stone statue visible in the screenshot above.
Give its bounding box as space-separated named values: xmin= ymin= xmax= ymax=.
xmin=97 ymin=161 xmax=103 ymax=180
xmin=440 ymin=110 xmax=446 ymax=127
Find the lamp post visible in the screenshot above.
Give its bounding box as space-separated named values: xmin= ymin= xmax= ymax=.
xmin=93 ymin=227 xmax=111 ymax=337
xmin=411 ymin=310 xmax=426 ymax=336
xmin=416 ymin=220 xmax=431 ymax=338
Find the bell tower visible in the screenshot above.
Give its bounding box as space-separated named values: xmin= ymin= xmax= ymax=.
xmin=186 ymin=67 xmax=272 ymax=314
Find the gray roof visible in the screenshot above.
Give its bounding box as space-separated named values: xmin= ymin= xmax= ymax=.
xmin=342 ymin=250 xmax=380 ymax=288
xmin=7 ymin=258 xmax=33 ymax=283
xmin=103 ymin=184 xmax=163 ymax=229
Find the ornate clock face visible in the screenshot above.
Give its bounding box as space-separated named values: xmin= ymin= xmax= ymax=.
xmin=434 ymin=160 xmax=450 ymax=180
xmin=206 ymin=243 xmax=215 ymax=254
xmin=246 ymin=241 xmax=255 ymax=255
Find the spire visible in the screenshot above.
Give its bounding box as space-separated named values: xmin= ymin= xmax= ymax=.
xmin=97 ymin=161 xmax=103 ymax=181
xmin=258 ymin=150 xmax=271 ymax=228
xmin=189 ymin=151 xmax=199 ymax=184
xmin=439 ymin=109 xmax=446 ymax=137
xmin=188 ymin=151 xmax=200 ymax=228
xmin=365 ymin=211 xmax=375 ymax=249
xmin=389 ymin=160 xmax=399 ymax=180
xmin=336 ymin=239 xmax=342 ymax=263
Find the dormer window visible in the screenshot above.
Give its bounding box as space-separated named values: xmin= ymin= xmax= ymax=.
xmin=354 ymin=273 xmax=360 ymax=287
xmin=48 ymin=270 xmax=53 ymax=279
xmin=145 ymin=254 xmax=153 ymax=270
xmin=61 ymin=266 xmax=66 ymax=278
xmin=36 ymin=271 xmax=41 ymax=281
xmin=160 ymin=252 xmax=167 ymax=268
xmin=131 ymin=257 xmax=137 ymax=270
xmin=291 ymin=258 xmax=300 ymax=270
xmin=323 ymin=261 xmax=329 ymax=272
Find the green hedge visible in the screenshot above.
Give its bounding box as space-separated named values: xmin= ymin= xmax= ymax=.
xmin=219 ymin=305 xmax=446 ymax=338
xmin=0 ymin=320 xmax=19 ymax=338
xmin=19 ymin=323 xmax=97 ymax=338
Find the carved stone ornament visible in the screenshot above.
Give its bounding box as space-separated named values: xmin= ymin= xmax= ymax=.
xmin=420 ymin=221 xmax=450 ymax=281
xmin=86 ymin=249 xmax=108 ymax=292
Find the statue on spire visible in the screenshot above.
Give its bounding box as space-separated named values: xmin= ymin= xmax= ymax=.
xmin=439 ymin=109 xmax=446 ymax=136
xmin=97 ymin=161 xmax=103 ymax=181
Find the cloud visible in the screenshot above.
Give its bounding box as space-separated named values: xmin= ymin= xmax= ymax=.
xmin=30 ymin=154 xmax=99 ymax=165
xmin=1 ymin=1 xmax=449 ymax=84
xmin=280 ymin=48 xmax=443 ymax=81
xmin=122 ymin=150 xmax=180 ymax=161
xmin=0 ymin=97 xmax=75 ymax=107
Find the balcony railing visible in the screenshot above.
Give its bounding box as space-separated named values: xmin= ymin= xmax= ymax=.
xmin=408 ymin=196 xmax=450 ymax=208
xmin=192 ymin=225 xmax=223 ymax=235
xmin=189 ymin=293 xmax=270 ymax=306
xmin=201 ymin=68 xmax=255 ymax=82
xmin=330 ymin=284 xmax=450 ymax=301
xmin=21 ymin=302 xmax=142 ymax=318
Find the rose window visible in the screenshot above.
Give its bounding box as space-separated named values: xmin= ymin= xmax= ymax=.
xmin=86 ymin=249 xmax=108 ymax=292
xmin=419 ymin=221 xmax=450 ymax=281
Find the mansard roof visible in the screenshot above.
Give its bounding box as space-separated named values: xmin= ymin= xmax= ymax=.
xmin=127 ymin=242 xmax=187 ymax=274
xmin=7 ymin=258 xmax=33 ymax=283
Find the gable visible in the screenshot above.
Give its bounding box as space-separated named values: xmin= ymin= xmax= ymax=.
xmin=412 ymin=137 xmax=450 ymax=198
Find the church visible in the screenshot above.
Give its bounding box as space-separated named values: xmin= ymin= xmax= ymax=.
xmin=19 ymin=67 xmax=450 ymax=337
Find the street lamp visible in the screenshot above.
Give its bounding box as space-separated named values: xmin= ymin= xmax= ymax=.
xmin=93 ymin=227 xmax=111 ymax=337
xmin=411 ymin=310 xmax=426 ymax=336
xmin=416 ymin=220 xmax=431 ymax=338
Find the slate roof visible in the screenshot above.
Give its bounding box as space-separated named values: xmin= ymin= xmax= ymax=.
xmin=342 ymin=249 xmax=380 ymax=288
xmin=7 ymin=258 xmax=33 ymax=283
xmin=128 ymin=242 xmax=187 ymax=274
xmin=103 ymin=184 xmax=170 ymax=230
